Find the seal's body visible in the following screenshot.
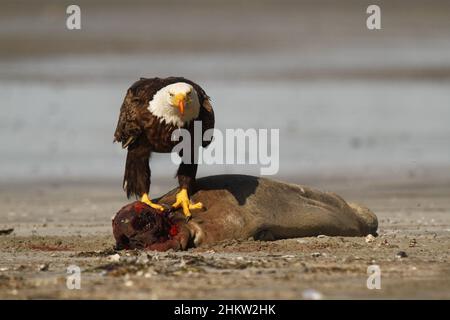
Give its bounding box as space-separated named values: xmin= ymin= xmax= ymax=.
xmin=112 ymin=175 xmax=378 ymax=251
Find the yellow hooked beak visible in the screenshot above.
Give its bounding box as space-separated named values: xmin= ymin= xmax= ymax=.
xmin=174 ymin=93 xmax=186 ymax=115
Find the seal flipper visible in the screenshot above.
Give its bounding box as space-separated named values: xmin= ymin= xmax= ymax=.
xmin=348 ymin=202 xmax=378 ymax=236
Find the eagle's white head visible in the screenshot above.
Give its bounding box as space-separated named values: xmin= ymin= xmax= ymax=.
xmin=148 ymin=82 xmax=201 ymax=127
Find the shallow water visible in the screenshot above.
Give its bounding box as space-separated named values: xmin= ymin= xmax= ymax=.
xmin=1 ymin=62 xmax=449 ymax=181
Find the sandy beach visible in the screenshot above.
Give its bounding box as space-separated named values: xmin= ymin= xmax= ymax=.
xmin=1 ymin=0 xmax=449 ymax=299
xmin=0 ymin=176 xmax=449 ymax=299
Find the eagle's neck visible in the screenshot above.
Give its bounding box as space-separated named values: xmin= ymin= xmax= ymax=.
xmin=148 ymin=88 xmax=200 ymax=128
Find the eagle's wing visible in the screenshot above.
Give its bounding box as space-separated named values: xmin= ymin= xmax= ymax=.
xmin=198 ymin=96 xmax=215 ymax=148
xmin=114 ymin=78 xmax=164 ymax=148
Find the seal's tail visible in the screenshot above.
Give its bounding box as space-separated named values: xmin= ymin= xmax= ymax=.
xmin=348 ymin=202 xmax=378 ymax=236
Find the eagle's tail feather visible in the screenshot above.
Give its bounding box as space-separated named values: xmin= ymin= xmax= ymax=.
xmin=123 ymin=144 xmax=151 ymax=199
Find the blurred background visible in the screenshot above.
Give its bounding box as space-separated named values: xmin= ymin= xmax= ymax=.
xmin=1 ymin=0 xmax=449 ymax=191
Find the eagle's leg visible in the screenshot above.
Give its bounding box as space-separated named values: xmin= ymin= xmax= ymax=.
xmin=140 ymin=193 xmax=165 ymax=211
xmin=172 ymin=188 xmax=203 ymax=218
xmin=124 ymin=142 xmax=164 ymax=212
xmin=172 ymin=162 xmax=203 ymax=219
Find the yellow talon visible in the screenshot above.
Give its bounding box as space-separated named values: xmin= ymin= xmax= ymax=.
xmin=172 ymin=188 xmax=203 ymax=218
xmin=189 ymin=202 xmax=203 ymax=210
xmin=140 ymin=193 xmax=165 ymax=211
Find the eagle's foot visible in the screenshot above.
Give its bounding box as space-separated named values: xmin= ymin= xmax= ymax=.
xmin=140 ymin=193 xmax=165 ymax=212
xmin=172 ymin=188 xmax=203 ymax=219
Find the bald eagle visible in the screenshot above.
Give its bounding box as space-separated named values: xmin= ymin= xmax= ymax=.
xmin=114 ymin=77 xmax=215 ymax=219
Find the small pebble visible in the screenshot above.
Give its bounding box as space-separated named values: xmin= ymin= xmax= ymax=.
xmin=107 ymin=254 xmax=121 ymax=262
xmin=365 ymin=234 xmax=375 ymax=243
xmin=396 ymin=251 xmax=408 ymax=259
xmin=124 ymin=280 xmax=134 ymax=287
xmin=38 ymin=263 xmax=49 ymax=271
xmin=311 ymin=252 xmax=322 ymax=258
xmin=302 ymin=289 xmax=323 ymax=300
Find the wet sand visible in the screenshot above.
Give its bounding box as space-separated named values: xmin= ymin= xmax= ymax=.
xmin=0 ymin=177 xmax=449 ymax=299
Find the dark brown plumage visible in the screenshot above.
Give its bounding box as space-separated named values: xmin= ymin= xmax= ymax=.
xmin=114 ymin=77 xmax=215 ymax=201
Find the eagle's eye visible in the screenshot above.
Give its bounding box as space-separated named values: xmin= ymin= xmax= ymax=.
xmin=169 ymin=92 xmax=174 ymax=97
